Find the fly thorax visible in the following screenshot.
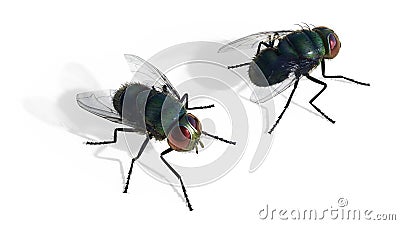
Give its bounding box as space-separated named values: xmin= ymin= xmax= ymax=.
xmin=286 ymin=30 xmax=325 ymax=59
xmin=160 ymin=94 xmax=186 ymax=135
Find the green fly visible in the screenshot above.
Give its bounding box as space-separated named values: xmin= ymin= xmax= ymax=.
xmin=76 ymin=54 xmax=235 ymax=211
xmin=219 ymin=24 xmax=370 ymax=133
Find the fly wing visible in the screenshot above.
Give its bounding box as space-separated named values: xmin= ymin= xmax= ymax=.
xmin=76 ymin=90 xmax=121 ymax=123
xmin=76 ymin=90 xmax=146 ymax=133
xmin=218 ymin=30 xmax=293 ymax=53
xmin=249 ymin=58 xmax=314 ymax=103
xmin=251 ymin=75 xmax=299 ymax=103
xmin=124 ymin=54 xmax=181 ymax=100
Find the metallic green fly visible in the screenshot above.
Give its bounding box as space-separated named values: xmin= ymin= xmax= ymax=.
xmin=219 ymin=24 xmax=370 ymax=133
xmin=76 ymin=54 xmax=236 ymax=211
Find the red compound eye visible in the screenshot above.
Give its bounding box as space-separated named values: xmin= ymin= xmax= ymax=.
xmin=168 ymin=126 xmax=191 ymax=150
xmin=327 ymin=33 xmax=340 ymax=59
xmin=188 ymin=115 xmax=196 ymax=128
xmin=179 ymin=126 xmax=191 ymax=139
xmin=187 ymin=113 xmax=202 ymax=133
xmin=329 ymin=33 xmax=337 ymax=49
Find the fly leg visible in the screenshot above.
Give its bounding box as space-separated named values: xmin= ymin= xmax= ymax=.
xmin=256 ymin=32 xmax=279 ymax=55
xmin=305 ymin=73 xmax=335 ymax=123
xmin=160 ymin=148 xmax=193 ymax=211
xmin=123 ymin=136 xmax=149 ymax=193
xmin=268 ymin=78 xmax=300 ymax=134
xmin=321 ymin=59 xmax=370 ymax=86
xmin=180 ymin=93 xmax=214 ymax=110
xmin=256 ymin=41 xmax=274 ymax=55
xmin=227 ymin=62 xmax=251 ymax=69
xmin=227 ymin=44 xmax=264 ymax=68
xmin=228 ymin=39 xmax=276 ymax=69
xmin=85 ymin=128 xmax=136 ymax=145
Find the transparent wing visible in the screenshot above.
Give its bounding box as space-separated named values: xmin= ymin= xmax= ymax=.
xmin=218 ymin=30 xmax=293 ymax=53
xmin=247 ymin=58 xmax=312 ymax=103
xmin=251 ymin=74 xmax=300 ymax=103
xmin=124 ymin=54 xmax=181 ymax=99
xmin=76 ymin=90 xmax=146 ymax=133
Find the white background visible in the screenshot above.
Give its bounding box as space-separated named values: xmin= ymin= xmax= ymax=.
xmin=1 ymin=0 xmax=399 ymax=224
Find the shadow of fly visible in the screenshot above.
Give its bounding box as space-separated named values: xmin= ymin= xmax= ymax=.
xmin=76 ymin=54 xmax=236 ymax=211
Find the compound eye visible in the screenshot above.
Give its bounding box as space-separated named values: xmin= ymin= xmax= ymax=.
xmin=328 ymin=33 xmax=340 ymax=58
xmin=329 ymin=33 xmax=337 ymax=49
xmin=187 ymin=114 xmax=202 ymax=133
xmin=168 ymin=126 xmax=191 ymax=150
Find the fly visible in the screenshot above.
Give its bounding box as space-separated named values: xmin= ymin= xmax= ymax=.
xmin=76 ymin=54 xmax=236 ymax=211
xmin=219 ymin=24 xmax=370 ymax=133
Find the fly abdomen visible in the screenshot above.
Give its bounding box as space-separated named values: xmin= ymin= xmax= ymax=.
xmin=113 ymin=82 xmax=150 ymax=115
xmin=112 ymin=83 xmax=151 ymax=132
xmin=249 ymin=49 xmax=295 ymax=87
